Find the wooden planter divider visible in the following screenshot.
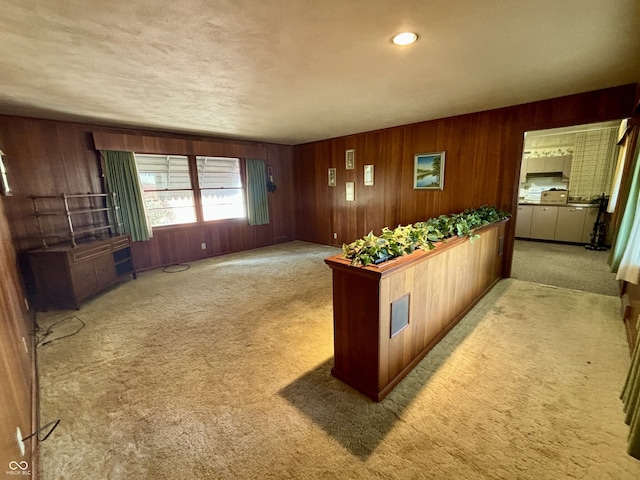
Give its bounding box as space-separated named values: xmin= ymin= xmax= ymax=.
xmin=324 ymin=219 xmax=509 ymax=401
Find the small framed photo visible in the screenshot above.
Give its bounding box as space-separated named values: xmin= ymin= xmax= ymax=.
xmin=328 ymin=167 xmax=336 ymax=186
xmin=414 ymin=151 xmax=445 ymax=190
xmin=346 ymin=181 xmax=355 ymax=201
xmin=364 ymin=165 xmax=374 ymax=186
xmin=345 ymin=149 xmax=355 ymax=170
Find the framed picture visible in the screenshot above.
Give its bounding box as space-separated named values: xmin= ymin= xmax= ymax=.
xmin=364 ymin=165 xmax=374 ymax=186
xmin=346 ymin=181 xmax=355 ymax=201
xmin=345 ymin=149 xmax=355 ymax=170
xmin=328 ymin=167 xmax=336 ymax=186
xmin=414 ymin=151 xmax=445 ymax=190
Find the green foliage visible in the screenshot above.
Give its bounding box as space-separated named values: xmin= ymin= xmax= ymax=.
xmin=341 ymin=206 xmax=510 ymax=266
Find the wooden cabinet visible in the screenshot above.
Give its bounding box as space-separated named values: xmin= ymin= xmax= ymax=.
xmin=515 ymin=205 xmax=533 ymax=238
xmin=555 ymin=206 xmax=587 ymax=243
xmin=28 ymin=235 xmax=136 ymax=310
xmin=530 ymin=206 xmax=558 ymax=240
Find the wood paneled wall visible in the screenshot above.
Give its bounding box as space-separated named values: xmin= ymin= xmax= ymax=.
xmin=0 ymin=116 xmax=295 ymax=273
xmin=293 ymin=84 xmax=637 ymax=278
xmin=0 ymin=199 xmax=34 ymax=472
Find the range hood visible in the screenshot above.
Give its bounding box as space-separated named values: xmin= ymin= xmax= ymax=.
xmin=526 ymin=171 xmax=564 ymax=178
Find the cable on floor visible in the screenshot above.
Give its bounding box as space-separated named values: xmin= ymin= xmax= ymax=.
xmin=36 ymin=315 xmax=86 ymax=347
xmin=162 ymin=263 xmax=190 ymax=273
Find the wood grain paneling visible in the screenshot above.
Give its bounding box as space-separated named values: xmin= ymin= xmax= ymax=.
xmin=294 ymin=84 xmax=637 ymax=278
xmin=0 ymin=115 xmax=295 ymax=274
xmin=325 ymin=219 xmax=508 ymax=401
xmin=0 ymin=199 xmax=34 ymax=472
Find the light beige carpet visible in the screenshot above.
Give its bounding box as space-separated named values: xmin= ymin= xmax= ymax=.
xmin=36 ymin=241 xmax=640 ymax=479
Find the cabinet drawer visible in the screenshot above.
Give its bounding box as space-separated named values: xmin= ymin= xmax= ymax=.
xmin=112 ymin=236 xmax=131 ymax=250
xmin=71 ymin=244 xmax=112 ymax=263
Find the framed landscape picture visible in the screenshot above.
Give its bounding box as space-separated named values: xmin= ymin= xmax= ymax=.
xmin=414 ymin=152 xmax=445 ymax=190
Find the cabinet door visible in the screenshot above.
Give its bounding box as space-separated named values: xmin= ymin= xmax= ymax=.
xmin=555 ymin=207 xmax=587 ymax=243
xmin=515 ymin=205 xmax=533 ymax=238
xmin=70 ymin=260 xmax=99 ymax=302
xmin=544 ymin=157 xmax=564 ymax=172
xmin=94 ymin=253 xmax=118 ymax=287
xmin=530 ymin=206 xmax=558 ymax=240
xmin=527 ymin=157 xmax=546 ymax=173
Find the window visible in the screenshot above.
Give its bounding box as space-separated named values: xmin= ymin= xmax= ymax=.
xmin=134 ymin=154 xmax=246 ymax=227
xmin=135 ymin=154 xmax=196 ymax=227
xmin=196 ymin=156 xmax=245 ymax=221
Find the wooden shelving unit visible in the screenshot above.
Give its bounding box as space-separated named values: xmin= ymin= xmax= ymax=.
xmin=28 ymin=193 xmax=122 ymax=248
xmin=26 ymin=192 xmax=136 ymax=309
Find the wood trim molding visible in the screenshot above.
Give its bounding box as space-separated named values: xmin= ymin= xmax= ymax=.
xmin=92 ymin=131 xmax=268 ymax=159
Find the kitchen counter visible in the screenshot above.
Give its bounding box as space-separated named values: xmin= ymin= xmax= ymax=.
xmin=518 ymin=202 xmax=595 ymax=207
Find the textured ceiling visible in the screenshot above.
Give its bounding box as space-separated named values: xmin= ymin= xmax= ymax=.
xmin=0 ymin=0 xmax=639 ymax=145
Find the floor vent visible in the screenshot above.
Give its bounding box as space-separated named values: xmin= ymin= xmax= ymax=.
xmin=274 ymin=236 xmax=288 ymax=244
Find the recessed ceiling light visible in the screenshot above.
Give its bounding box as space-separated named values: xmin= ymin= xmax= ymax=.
xmin=392 ymin=32 xmax=418 ymax=46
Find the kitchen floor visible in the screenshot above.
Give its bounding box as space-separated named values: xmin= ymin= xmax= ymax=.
xmin=511 ymin=239 xmax=619 ymax=296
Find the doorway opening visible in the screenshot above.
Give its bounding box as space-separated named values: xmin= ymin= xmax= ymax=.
xmin=511 ymin=120 xmax=623 ymax=296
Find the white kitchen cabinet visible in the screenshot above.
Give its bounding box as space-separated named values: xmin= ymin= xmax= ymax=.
xmin=526 ymin=156 xmax=565 ymax=174
xmin=530 ymin=206 xmax=559 ymax=240
xmin=515 ymin=205 xmax=533 ymax=238
xmin=517 ymin=204 xmax=598 ymax=243
xmin=544 ymin=156 xmax=565 ymax=173
xmin=555 ymin=206 xmax=587 ymax=243
xmin=527 ymin=157 xmax=547 ymax=173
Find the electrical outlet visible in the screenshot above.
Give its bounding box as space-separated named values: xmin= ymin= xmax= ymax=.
xmin=333 ymin=233 xmax=337 ymax=239
xmin=21 ymin=337 xmax=28 ymax=354
xmin=201 ymin=242 xmax=206 ymax=250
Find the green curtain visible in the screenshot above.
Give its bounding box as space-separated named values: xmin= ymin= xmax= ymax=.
xmin=617 ymin=131 xmax=640 ymax=459
xmin=101 ymin=150 xmax=152 ymax=242
xmin=611 ymin=140 xmax=640 ymax=274
xmin=246 ymin=159 xmax=270 ymax=226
